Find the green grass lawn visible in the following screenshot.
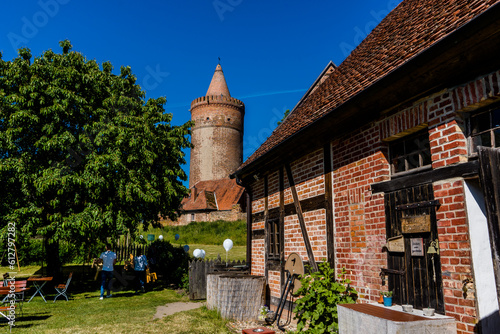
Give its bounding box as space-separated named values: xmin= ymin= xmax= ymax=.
xmin=4 ymin=283 xmax=232 ymax=334
xmin=186 ymin=244 xmax=246 ymax=262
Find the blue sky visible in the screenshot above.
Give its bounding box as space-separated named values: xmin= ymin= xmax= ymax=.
xmin=1 ymin=0 xmax=402 ymax=184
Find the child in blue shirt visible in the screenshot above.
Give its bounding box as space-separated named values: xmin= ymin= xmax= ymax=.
xmin=134 ymin=249 xmax=148 ymax=293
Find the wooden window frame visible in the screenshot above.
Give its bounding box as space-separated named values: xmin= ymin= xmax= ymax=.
xmin=466 ymin=104 xmax=500 ymax=156
xmin=389 ymin=130 xmax=431 ymax=175
xmin=267 ymin=218 xmax=280 ymax=261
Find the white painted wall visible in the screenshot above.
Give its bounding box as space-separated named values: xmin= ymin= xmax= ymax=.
xmin=464 ymin=180 xmax=500 ymax=333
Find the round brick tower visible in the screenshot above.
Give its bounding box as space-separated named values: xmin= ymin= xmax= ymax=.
xmin=189 ymin=64 xmax=245 ymax=188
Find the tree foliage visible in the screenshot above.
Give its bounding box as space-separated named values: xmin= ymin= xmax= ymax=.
xmin=0 ymin=41 xmax=192 ymax=271
xmin=277 ymin=109 xmax=290 ymax=126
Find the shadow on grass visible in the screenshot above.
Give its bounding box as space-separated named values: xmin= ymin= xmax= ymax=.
xmin=6 ymin=313 xmax=51 ymax=329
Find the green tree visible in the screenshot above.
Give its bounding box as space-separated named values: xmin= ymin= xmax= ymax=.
xmin=0 ymin=41 xmax=192 ymax=277
xmin=277 ymin=109 xmax=290 ymax=126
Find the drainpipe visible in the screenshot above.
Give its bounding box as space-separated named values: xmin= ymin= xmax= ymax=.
xmin=235 ymin=174 xmax=252 ymax=272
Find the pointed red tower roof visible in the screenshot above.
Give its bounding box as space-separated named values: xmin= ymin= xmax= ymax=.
xmin=206 ymin=64 xmax=231 ymax=97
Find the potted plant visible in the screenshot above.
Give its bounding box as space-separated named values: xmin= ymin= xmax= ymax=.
xmin=382 ymin=291 xmax=393 ymax=307
xmin=258 ymin=305 xmax=269 ymax=322
xmin=378 ymin=291 xmax=384 ymax=303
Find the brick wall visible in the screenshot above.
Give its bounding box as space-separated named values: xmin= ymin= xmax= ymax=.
xmin=332 ymin=124 xmax=389 ymax=302
xmin=284 ymin=149 xmax=324 ymax=204
xmin=161 ymin=208 xmax=245 ymax=226
xmin=252 ymin=239 xmax=265 ymax=276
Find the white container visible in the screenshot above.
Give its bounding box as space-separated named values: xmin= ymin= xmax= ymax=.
xmin=423 ymin=308 xmax=435 ymax=316
xmin=402 ymin=304 xmax=413 ymax=312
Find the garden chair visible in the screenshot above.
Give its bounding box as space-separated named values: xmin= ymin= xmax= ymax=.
xmin=0 ymin=285 xmax=24 ymax=317
xmin=54 ymin=272 xmax=72 ymax=302
xmin=146 ymin=268 xmax=157 ymax=284
xmin=0 ymin=304 xmax=15 ymax=323
xmin=1 ymin=281 xmax=28 ymax=314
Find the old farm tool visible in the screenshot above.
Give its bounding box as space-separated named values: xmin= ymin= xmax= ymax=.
xmin=266 ymin=253 xmax=304 ymax=331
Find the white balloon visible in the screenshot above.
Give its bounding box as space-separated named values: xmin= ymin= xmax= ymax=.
xmin=193 ymin=249 xmax=202 ymax=258
xmin=200 ymin=249 xmax=206 ymax=259
xmin=159 ymin=235 xmax=164 ymax=240
xmin=223 ymin=239 xmax=233 ymax=252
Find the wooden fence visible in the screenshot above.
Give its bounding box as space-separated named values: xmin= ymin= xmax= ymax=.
xmin=113 ymin=240 xmax=147 ymax=263
xmin=189 ymin=259 xmax=247 ymax=300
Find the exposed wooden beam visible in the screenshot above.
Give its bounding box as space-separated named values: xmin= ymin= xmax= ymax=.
xmin=264 ymin=176 xmax=269 ymax=280
xmin=252 ymin=194 xmax=326 ymax=222
xmin=279 ymin=166 xmax=285 ymax=279
xmin=246 ymin=191 xmax=252 ymax=266
xmin=285 ymin=163 xmax=318 ymax=272
xmin=371 ymin=161 xmax=479 ymax=193
xmin=324 ymin=144 xmax=335 ymax=265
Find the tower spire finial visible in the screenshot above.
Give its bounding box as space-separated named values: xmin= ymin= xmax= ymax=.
xmin=206 ymin=63 xmax=230 ymax=97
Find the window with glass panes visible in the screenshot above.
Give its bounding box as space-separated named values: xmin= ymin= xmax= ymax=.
xmin=267 ymin=218 xmax=280 ymax=260
xmin=389 ymin=130 xmax=431 ymax=174
xmin=467 ymin=105 xmax=500 ymax=155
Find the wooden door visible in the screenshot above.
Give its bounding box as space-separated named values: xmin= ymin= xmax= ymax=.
xmin=384 ymin=183 xmax=444 ymax=313
xmin=478 ymin=146 xmax=500 ymax=305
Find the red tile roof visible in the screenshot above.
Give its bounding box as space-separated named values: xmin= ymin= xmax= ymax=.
xmin=181 ymin=178 xmax=245 ymax=211
xmin=239 ymin=0 xmax=499 ymax=171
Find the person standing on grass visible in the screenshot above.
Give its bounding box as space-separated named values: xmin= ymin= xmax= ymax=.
xmin=134 ymin=248 xmax=148 ymax=293
xmin=99 ymin=243 xmax=117 ymax=300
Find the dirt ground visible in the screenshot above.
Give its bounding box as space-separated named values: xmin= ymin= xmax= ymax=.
xmin=153 ymin=302 xmax=297 ymax=333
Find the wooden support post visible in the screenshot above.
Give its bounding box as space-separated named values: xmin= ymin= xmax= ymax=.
xmin=279 ymin=166 xmax=286 ymax=289
xmin=246 ymin=191 xmax=252 ymax=267
xmin=285 ymin=163 xmax=319 ymax=272
xmin=264 ymin=175 xmax=269 ymax=281
xmin=324 ymin=143 xmax=335 ymax=266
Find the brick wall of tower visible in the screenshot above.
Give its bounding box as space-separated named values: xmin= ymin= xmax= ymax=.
xmin=189 ymin=95 xmax=244 ymax=188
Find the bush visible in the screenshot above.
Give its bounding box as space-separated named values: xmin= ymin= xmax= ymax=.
xmin=180 ymin=271 xmax=189 ymax=291
xmin=294 ymin=263 xmax=358 ymax=333
xmin=147 ymin=240 xmax=191 ymax=286
xmin=17 ymin=238 xmax=44 ymax=265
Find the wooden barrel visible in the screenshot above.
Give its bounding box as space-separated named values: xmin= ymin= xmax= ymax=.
xmin=206 ymin=273 xmax=266 ymax=321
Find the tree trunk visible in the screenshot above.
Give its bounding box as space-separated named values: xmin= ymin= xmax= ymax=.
xmin=44 ymin=235 xmax=63 ymax=282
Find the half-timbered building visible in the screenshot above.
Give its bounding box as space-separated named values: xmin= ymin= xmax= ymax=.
xmin=232 ymin=1 xmax=500 ymax=333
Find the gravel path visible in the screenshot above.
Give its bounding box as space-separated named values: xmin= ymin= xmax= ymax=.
xmin=153 ymin=302 xmax=205 ymax=319
xmin=153 ymin=301 xmax=297 ymax=332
